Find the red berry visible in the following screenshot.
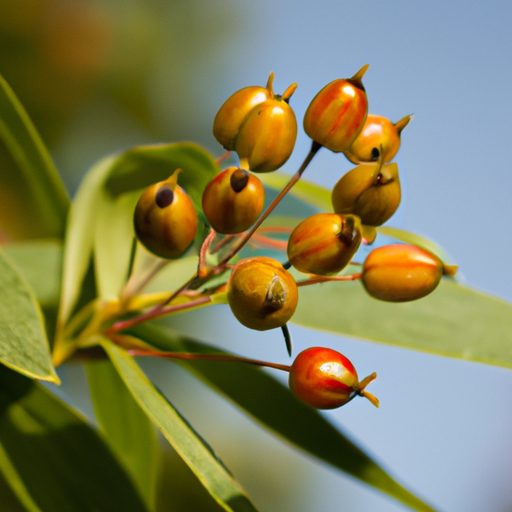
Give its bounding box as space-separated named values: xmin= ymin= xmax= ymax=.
xmin=289 ymin=347 xmax=378 ymax=409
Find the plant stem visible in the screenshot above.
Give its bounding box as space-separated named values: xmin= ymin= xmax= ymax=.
xmin=219 ymin=140 xmax=322 ymax=266
xmin=107 ymin=295 xmax=212 ymax=334
xmin=120 ymin=257 xmax=170 ymax=309
xmin=296 ymin=273 xmax=362 ymax=287
xmin=127 ymin=349 xmax=292 ymax=372
xmin=216 ymin=150 xmax=231 ymax=165
xmin=118 ymin=141 xmax=322 ymax=328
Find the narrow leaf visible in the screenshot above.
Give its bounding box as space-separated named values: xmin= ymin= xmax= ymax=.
xmin=0 ymin=249 xmax=58 ymax=382
xmin=85 ymin=357 xmax=159 ymax=509
xmin=130 ymin=323 xmax=437 ymax=512
xmin=94 ymin=190 xmax=139 ymax=299
xmin=0 ymin=73 xmax=69 ymax=240
xmin=293 ymin=279 xmax=512 ymax=369
xmin=102 ymin=340 xmax=261 ymax=512
xmin=58 ymin=155 xmax=117 ymax=326
xmin=0 ymin=364 xmax=149 ymax=512
xmin=2 ymin=240 xmax=62 ymax=308
xmin=0 ymin=442 xmax=44 ymax=512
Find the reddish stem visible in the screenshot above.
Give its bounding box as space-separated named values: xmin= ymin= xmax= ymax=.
xmin=296 ymin=273 xmax=362 ymax=287
xmin=107 ymin=295 xmax=212 ymax=334
xmin=219 ymin=140 xmax=322 ymax=266
xmin=216 ymin=150 xmax=232 ymax=165
xmin=249 ymin=233 xmax=288 ymax=251
xmin=128 ymin=349 xmax=292 ymax=372
xmin=256 ymin=226 xmax=293 ymax=234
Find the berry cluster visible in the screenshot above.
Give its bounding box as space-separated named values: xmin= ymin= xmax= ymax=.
xmin=130 ymin=65 xmax=457 ymax=410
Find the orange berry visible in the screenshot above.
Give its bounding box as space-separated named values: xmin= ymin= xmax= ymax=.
xmin=331 ymin=158 xmax=401 ymax=227
xmin=213 ymin=72 xmax=298 ymax=172
xmin=213 ymin=85 xmax=271 ymax=151
xmin=227 ymin=256 xmax=298 ymax=331
xmin=134 ymin=170 xmax=198 ymax=259
xmin=202 ymin=167 xmax=265 ymax=234
xmin=344 ymin=114 xmax=411 ymax=164
xmin=287 ymin=213 xmax=362 ymax=275
xmin=361 ymin=244 xmax=457 ymax=302
xmin=235 ymin=95 xmax=297 ymax=173
xmin=303 ymin=64 xmax=369 ymax=153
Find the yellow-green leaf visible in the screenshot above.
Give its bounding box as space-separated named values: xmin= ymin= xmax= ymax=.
xmin=0 ymin=249 xmax=58 ymax=382
xmin=293 ymin=279 xmax=512 ymax=368
xmin=86 ymin=358 xmax=159 ymax=509
xmin=103 ymin=340 xmax=260 ymax=512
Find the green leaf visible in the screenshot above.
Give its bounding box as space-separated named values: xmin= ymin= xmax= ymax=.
xmin=94 ymin=190 xmax=139 ymax=299
xmin=130 ymin=323 xmax=437 ymax=512
xmin=0 ymin=365 xmax=149 ymax=512
xmin=0 ymin=442 xmax=44 ymax=512
xmin=0 ymin=73 xmax=69 ymax=240
xmin=102 ymin=340 xmax=260 ymax=512
xmin=0 ymin=249 xmax=58 ymax=382
xmin=104 ymin=142 xmax=219 ymax=207
xmin=293 ymin=279 xmax=512 ymax=369
xmin=85 ymin=357 xmax=159 ymax=509
xmin=58 ymin=155 xmax=117 ymax=326
xmin=2 ymin=240 xmax=62 ymax=308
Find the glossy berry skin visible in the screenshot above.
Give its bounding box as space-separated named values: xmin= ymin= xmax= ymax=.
xmin=331 ymin=160 xmax=401 ymax=227
xmin=227 ymin=256 xmax=298 ymax=331
xmin=287 ymin=213 xmax=362 ymax=275
xmin=344 ymin=114 xmax=411 ymax=164
xmin=289 ymin=347 xmax=378 ymax=409
xmin=303 ymin=64 xmax=369 ymax=153
xmin=202 ymin=167 xmax=265 ymax=234
xmin=213 ymin=85 xmax=271 ymax=151
xmin=235 ymin=96 xmax=298 ymax=173
xmin=134 ymin=172 xmax=198 ymax=259
xmin=361 ymin=244 xmax=454 ymax=302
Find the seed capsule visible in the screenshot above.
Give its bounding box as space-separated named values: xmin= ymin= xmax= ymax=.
xmin=202 ymin=167 xmax=265 ymax=234
xmin=235 ymin=95 xmax=298 ymax=173
xmin=227 ymin=256 xmax=298 ymax=331
xmin=213 ymin=72 xmax=298 ymax=172
xmin=361 ymin=244 xmax=457 ymax=302
xmin=303 ymin=64 xmax=369 ymax=153
xmin=331 ymin=156 xmax=401 ymax=227
xmin=344 ymin=114 xmax=411 ymax=164
xmin=134 ymin=170 xmax=198 ymax=259
xmin=213 ymin=84 xmax=271 ymax=151
xmin=289 ymin=347 xmax=379 ymax=409
xmin=287 ymin=213 xmax=362 ymax=275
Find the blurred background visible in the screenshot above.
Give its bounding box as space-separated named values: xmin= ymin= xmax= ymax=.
xmin=2 ymin=0 xmax=512 ymax=510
